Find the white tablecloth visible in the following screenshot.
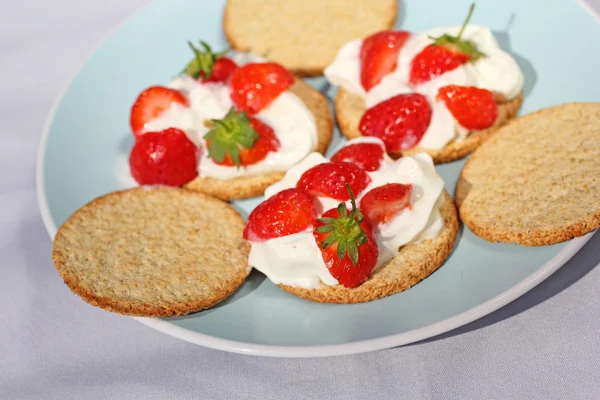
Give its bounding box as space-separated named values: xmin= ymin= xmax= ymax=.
xmin=2 ymin=1 xmax=599 ymax=398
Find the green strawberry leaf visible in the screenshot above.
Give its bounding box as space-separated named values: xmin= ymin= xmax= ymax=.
xmin=181 ymin=41 xmax=230 ymax=79
xmin=429 ymin=3 xmax=486 ymax=61
xmin=203 ymin=108 xmax=259 ymax=168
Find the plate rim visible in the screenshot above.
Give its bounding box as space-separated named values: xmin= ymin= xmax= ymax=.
xmin=35 ymin=0 xmax=596 ymax=358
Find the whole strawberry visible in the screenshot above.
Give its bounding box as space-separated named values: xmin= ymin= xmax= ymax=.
xmin=243 ymin=188 xmax=317 ymax=241
xmin=182 ymin=41 xmax=238 ymax=83
xmin=230 ymin=62 xmax=295 ymax=114
xmin=437 ymin=85 xmax=497 ymax=130
xmin=129 ymin=128 xmax=199 ymax=186
xmin=204 ymin=108 xmax=280 ymax=167
xmin=360 ymin=30 xmax=411 ymax=91
xmin=409 ymin=3 xmax=485 ymax=85
xmin=359 ymin=93 xmax=432 ymax=152
xmin=313 ymin=185 xmax=378 ymax=288
xmin=297 ymin=162 xmax=371 ymax=201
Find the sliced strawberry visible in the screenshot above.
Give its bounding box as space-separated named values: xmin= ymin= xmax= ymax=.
xmin=130 ymin=86 xmax=189 ymax=137
xmin=359 ymin=93 xmax=432 ymax=152
xmin=437 ymin=85 xmax=497 ymax=130
xmin=360 ymin=183 xmax=413 ymax=225
xmin=409 ymin=4 xmax=485 ymax=85
xmin=360 ymin=30 xmax=410 ymax=91
xmin=330 ymin=142 xmax=385 ymax=172
xmin=297 ymin=162 xmax=371 ymax=201
xmin=129 ymin=128 xmax=198 ymax=186
xmin=409 ymin=45 xmax=469 ymax=85
xmin=243 ymin=188 xmax=316 ymax=241
xmin=182 ymin=41 xmax=238 ymax=83
xmin=230 ymin=62 xmax=295 ymax=114
xmin=204 ymin=108 xmax=280 ymax=167
xmin=313 ymin=185 xmax=378 ymax=288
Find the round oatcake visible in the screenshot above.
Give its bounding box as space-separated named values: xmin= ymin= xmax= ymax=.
xmin=52 ymin=187 xmax=250 ymax=316
xmin=223 ymin=0 xmax=398 ymax=76
xmin=457 ymin=102 xmax=600 ymax=246
xmin=334 ymin=88 xmax=524 ymax=163
xmin=184 ymin=78 xmax=334 ymax=200
xmin=279 ymin=191 xmax=459 ymax=304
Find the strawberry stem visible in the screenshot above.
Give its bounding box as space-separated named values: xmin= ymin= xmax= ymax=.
xmin=314 ymin=184 xmax=367 ymax=265
xmin=182 ymin=41 xmax=230 ymax=80
xmin=456 ymin=3 xmax=476 ymax=41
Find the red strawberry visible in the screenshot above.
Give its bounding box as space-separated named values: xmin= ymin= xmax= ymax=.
xmin=230 ymin=62 xmax=295 ymax=114
xmin=360 ymin=30 xmax=410 ymax=91
xmin=243 ymin=188 xmax=317 ymax=241
xmin=203 ymin=57 xmax=238 ymax=83
xmin=204 ymin=108 xmax=280 ymax=167
xmin=130 ymin=86 xmax=189 ymax=137
xmin=297 ymin=162 xmax=371 ymax=201
xmin=360 ymin=183 xmax=413 ymax=225
xmin=359 ymin=93 xmax=432 ymax=152
xmin=129 ymin=128 xmax=198 ymax=186
xmin=313 ymin=185 xmax=378 ymax=288
xmin=182 ymin=41 xmax=238 ymax=83
xmin=437 ymin=85 xmax=497 ymax=130
xmin=409 ymin=4 xmax=485 ymax=85
xmin=330 ymin=142 xmax=385 ymax=172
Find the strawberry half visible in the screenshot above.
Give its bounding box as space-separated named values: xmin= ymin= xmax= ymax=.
xmin=182 ymin=41 xmax=238 ymax=83
xmin=359 ymin=93 xmax=432 ymax=152
xmin=409 ymin=4 xmax=485 ymax=85
xmin=437 ymin=85 xmax=497 ymax=130
xmin=129 ymin=128 xmax=199 ymax=186
xmin=360 ymin=183 xmax=413 ymax=225
xmin=330 ymin=142 xmax=385 ymax=172
xmin=297 ymin=162 xmax=371 ymax=201
xmin=204 ymin=109 xmax=280 ymax=167
xmin=230 ymin=62 xmax=295 ymax=114
xmin=130 ymin=86 xmax=189 ymax=137
xmin=243 ymin=188 xmax=317 ymax=241
xmin=360 ymin=30 xmax=410 ymax=91
xmin=313 ymin=185 xmax=378 ymax=288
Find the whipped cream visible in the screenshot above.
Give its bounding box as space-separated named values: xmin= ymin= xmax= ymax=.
xmin=324 ymin=25 xmax=524 ymax=150
xmin=141 ymin=75 xmax=318 ymax=180
xmin=248 ymin=137 xmax=445 ymax=289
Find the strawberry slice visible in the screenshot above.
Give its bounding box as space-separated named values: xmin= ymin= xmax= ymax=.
xmin=297 ymin=162 xmax=371 ymax=201
xmin=130 ymin=86 xmax=189 ymax=137
xmin=230 ymin=62 xmax=295 ymax=114
xmin=360 ymin=30 xmax=410 ymax=91
xmin=330 ymin=142 xmax=385 ymax=172
xmin=437 ymin=85 xmax=497 ymax=130
xmin=360 ymin=183 xmax=413 ymax=225
xmin=243 ymin=188 xmax=317 ymax=241
xmin=359 ymin=93 xmax=432 ymax=152
xmin=204 ymin=108 xmax=280 ymax=167
xmin=409 ymin=4 xmax=485 ymax=85
xmin=182 ymin=41 xmax=238 ymax=83
xmin=313 ymin=185 xmax=378 ymax=288
xmin=129 ymin=128 xmax=199 ymax=186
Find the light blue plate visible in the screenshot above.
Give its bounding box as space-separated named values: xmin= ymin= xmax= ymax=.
xmin=37 ymin=0 xmax=599 ymax=357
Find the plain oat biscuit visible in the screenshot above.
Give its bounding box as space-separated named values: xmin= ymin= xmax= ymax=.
xmin=52 ymin=187 xmax=250 ymax=316
xmin=456 ymin=102 xmax=600 ymax=246
xmin=184 ymin=78 xmax=334 ymax=200
xmin=279 ymin=191 xmax=459 ymax=304
xmin=335 ymin=88 xmax=524 ymax=163
xmin=223 ymin=0 xmax=397 ymax=76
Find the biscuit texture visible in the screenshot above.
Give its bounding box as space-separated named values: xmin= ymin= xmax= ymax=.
xmin=335 ymin=88 xmax=523 ymax=163
xmin=184 ymin=78 xmax=334 ymax=200
xmin=279 ymin=191 xmax=458 ymax=304
xmin=223 ymin=0 xmax=397 ymax=76
xmin=457 ymin=102 xmax=600 ymax=246
xmin=52 ymin=187 xmax=250 ymax=316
